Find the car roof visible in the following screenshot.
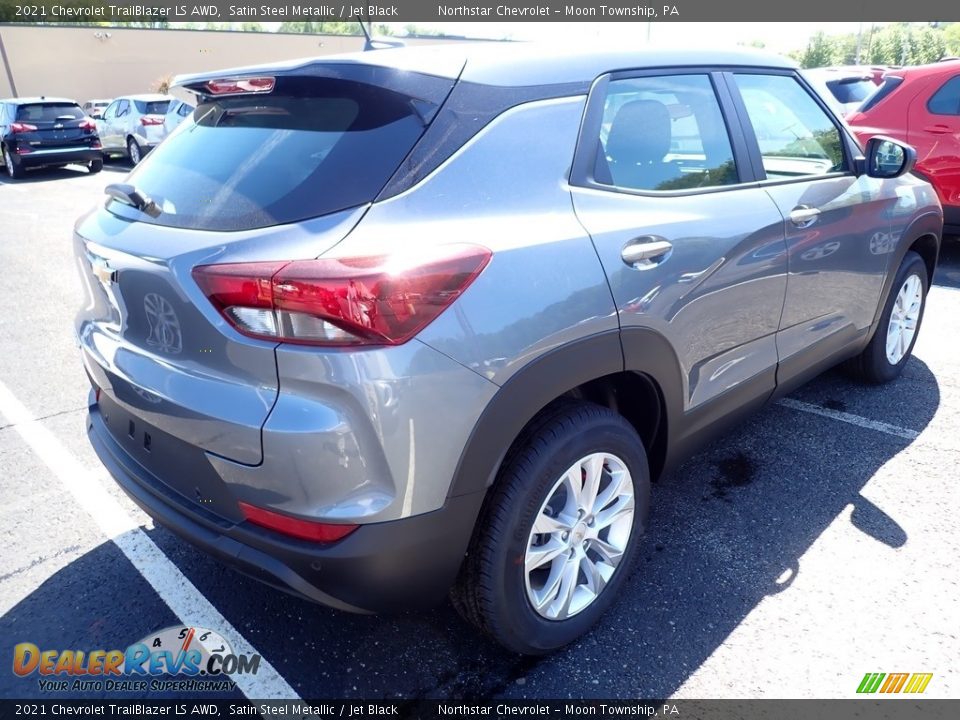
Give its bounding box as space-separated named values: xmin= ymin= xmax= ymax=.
xmin=175 ymin=42 xmax=796 ymax=90
xmin=113 ymin=94 xmax=173 ymax=102
xmin=887 ymin=58 xmax=960 ymax=80
xmin=0 ymin=97 xmax=78 ymax=105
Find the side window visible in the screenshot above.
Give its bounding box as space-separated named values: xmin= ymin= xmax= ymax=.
xmin=593 ymin=74 xmax=739 ymax=192
xmin=117 ymin=100 xmax=129 ymax=117
xmin=103 ymin=102 xmax=118 ymax=120
xmin=178 ymin=103 xmax=193 ymax=117
xmin=733 ymin=73 xmax=846 ymax=180
xmin=928 ymin=75 xmax=960 ymax=115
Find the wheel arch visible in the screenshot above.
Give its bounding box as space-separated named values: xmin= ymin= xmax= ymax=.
xmin=447 ymin=329 xmax=680 ymax=503
xmin=867 ymin=210 xmax=941 ymax=342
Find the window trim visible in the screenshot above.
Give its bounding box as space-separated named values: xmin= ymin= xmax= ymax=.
xmin=925 ymin=73 xmax=960 ymax=116
xmin=721 ymin=68 xmax=858 ymax=189
xmin=569 ymin=66 xmax=763 ymax=198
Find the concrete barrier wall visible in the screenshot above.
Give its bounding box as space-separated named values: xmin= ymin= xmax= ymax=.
xmin=0 ymin=25 xmax=462 ymax=102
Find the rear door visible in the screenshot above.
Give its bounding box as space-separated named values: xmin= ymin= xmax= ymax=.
xmin=910 ymin=72 xmax=960 ymax=214
xmin=726 ymin=71 xmax=896 ymax=378
xmin=570 ymin=69 xmax=787 ymax=414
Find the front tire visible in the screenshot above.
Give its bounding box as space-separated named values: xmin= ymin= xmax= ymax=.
xmin=452 ymin=402 xmax=650 ymax=654
xmin=848 ymin=251 xmax=928 ymax=384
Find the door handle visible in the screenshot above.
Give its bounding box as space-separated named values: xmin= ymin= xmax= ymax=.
xmin=923 ymin=124 xmax=952 ymax=135
xmin=789 ymin=206 xmax=821 ymax=227
xmin=621 ymin=238 xmax=673 ymax=266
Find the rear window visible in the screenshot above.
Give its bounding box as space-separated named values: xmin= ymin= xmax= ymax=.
xmin=927 ymin=75 xmax=960 ymax=115
xmin=111 ymin=75 xmax=447 ymax=231
xmin=826 ymin=78 xmax=874 ymax=104
xmin=859 ymin=77 xmax=904 ymax=113
xmin=134 ymin=100 xmax=171 ymax=115
xmin=16 ymin=103 xmax=84 ymax=122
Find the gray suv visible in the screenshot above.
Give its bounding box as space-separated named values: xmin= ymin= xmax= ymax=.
xmin=74 ymin=45 xmax=942 ymax=654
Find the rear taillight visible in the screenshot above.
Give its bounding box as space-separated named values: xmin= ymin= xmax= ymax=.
xmin=192 ymin=244 xmax=491 ymax=347
xmin=140 ymin=116 xmax=164 ymax=126
xmin=10 ymin=122 xmax=37 ymax=133
xmin=238 ymin=502 xmax=358 ymax=543
xmin=206 ymin=77 xmax=275 ymax=95
xmin=80 ymin=118 xmax=97 ymax=131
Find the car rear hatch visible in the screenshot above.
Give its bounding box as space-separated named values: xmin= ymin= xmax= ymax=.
xmin=134 ymin=99 xmax=171 ymax=143
xmin=13 ymin=102 xmax=98 ymax=151
xmin=76 ymin=56 xmax=460 ymax=515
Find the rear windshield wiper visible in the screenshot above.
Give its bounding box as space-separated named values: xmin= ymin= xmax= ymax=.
xmin=105 ymin=183 xmax=161 ymax=218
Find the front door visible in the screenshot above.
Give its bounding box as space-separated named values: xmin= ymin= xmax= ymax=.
xmin=570 ymin=71 xmax=788 ymax=415
xmin=726 ymin=71 xmax=897 ymax=375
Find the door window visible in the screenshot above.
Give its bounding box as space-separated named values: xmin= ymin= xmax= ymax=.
xmin=733 ymin=73 xmax=846 ymax=180
xmin=592 ymin=74 xmax=739 ymax=192
xmin=927 ymin=75 xmax=960 ymax=115
xmin=102 ymin=102 xmax=119 ymax=120
xmin=116 ymin=100 xmax=129 ymax=117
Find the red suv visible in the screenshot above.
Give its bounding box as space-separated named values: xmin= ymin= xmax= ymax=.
xmin=847 ymin=59 xmax=960 ymax=234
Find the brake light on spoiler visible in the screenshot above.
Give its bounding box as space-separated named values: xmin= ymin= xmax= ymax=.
xmin=192 ymin=244 xmax=492 ymax=347
xmin=205 ymin=77 xmax=276 ymax=96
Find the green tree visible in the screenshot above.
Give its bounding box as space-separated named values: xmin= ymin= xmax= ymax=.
xmin=944 ymin=23 xmax=960 ymax=56
xmin=797 ymin=31 xmax=836 ymax=69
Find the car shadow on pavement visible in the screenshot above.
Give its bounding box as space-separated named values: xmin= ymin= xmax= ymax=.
xmin=0 ymin=360 xmax=940 ymax=701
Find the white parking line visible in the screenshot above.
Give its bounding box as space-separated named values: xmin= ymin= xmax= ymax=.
xmin=0 ymin=380 xmax=301 ymax=702
xmin=777 ymin=397 xmax=919 ymax=440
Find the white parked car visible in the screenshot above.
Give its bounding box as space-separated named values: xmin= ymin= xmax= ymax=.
xmin=163 ymin=99 xmax=194 ymax=135
xmin=96 ymin=94 xmax=173 ymax=165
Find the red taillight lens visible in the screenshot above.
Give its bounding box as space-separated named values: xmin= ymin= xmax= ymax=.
xmin=192 ymin=244 xmax=491 ymax=346
xmin=10 ymin=122 xmax=37 ymax=133
xmin=140 ymin=116 xmax=164 ymax=126
xmin=206 ymin=77 xmax=276 ymax=95
xmin=238 ymin=502 xmax=358 ymax=543
xmin=79 ymin=118 xmax=97 ymax=131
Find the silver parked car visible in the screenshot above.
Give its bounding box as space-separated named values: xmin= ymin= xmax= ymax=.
xmin=82 ymin=99 xmax=112 ymax=119
xmin=74 ymin=45 xmax=942 ymax=654
xmin=96 ymin=93 xmax=173 ymax=165
xmin=163 ymin=98 xmax=194 ymax=135
xmin=803 ymin=66 xmax=879 ymax=116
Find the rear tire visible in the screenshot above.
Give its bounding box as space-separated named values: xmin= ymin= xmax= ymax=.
xmin=127 ymin=138 xmax=142 ymax=166
xmin=451 ymin=402 xmax=650 ymax=655
xmin=89 ymin=157 xmax=103 ymax=174
xmin=846 ymin=251 xmax=928 ymax=384
xmin=3 ymin=145 xmax=24 ymax=179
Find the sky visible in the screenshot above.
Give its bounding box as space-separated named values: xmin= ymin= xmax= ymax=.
xmin=381 ymin=22 xmax=871 ymax=54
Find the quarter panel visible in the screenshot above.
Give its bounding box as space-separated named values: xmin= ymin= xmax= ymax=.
xmin=326 ymin=95 xmax=620 ymax=386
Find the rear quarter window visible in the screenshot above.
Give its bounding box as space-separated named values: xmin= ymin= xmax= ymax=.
xmin=135 ymin=100 xmax=171 ymax=115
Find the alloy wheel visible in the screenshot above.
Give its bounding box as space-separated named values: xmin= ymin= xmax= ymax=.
xmin=524 ymin=452 xmax=635 ymax=621
xmin=885 ymin=274 xmax=923 ymax=365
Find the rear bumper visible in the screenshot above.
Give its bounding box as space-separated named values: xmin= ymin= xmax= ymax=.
xmin=87 ymin=396 xmax=485 ymax=613
xmin=17 ymin=146 xmax=100 ymax=167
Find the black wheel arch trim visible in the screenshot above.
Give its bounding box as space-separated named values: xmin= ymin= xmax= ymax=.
xmin=865 ymin=210 xmax=941 ymax=344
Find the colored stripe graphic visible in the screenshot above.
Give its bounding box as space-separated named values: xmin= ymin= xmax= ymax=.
xmin=858 ymin=672 xmax=932 ymax=694
xmin=857 ymin=673 xmax=886 ymax=693
xmin=904 ymin=673 xmax=934 ymax=693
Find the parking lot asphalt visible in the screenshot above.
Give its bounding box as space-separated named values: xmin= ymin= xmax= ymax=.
xmin=0 ymin=162 xmax=958 ymax=701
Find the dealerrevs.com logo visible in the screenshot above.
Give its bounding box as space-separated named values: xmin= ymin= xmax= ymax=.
xmin=857 ymin=672 xmax=934 ymax=694
xmin=12 ymin=626 xmax=261 ymax=693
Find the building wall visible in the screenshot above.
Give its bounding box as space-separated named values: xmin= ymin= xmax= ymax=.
xmin=0 ymin=25 xmax=461 ymax=102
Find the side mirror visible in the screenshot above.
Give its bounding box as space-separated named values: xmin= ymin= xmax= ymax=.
xmin=863 ymin=136 xmax=916 ymax=179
